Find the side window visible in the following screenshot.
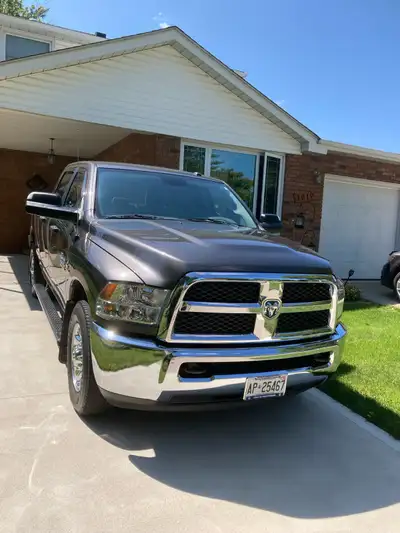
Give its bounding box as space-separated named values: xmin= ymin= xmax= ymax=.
xmin=54 ymin=170 xmax=75 ymax=200
xmin=64 ymin=169 xmax=86 ymax=208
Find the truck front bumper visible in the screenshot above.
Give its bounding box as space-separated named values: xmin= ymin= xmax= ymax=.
xmin=91 ymin=323 xmax=347 ymax=410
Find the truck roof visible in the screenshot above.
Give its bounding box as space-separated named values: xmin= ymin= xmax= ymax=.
xmin=64 ymin=161 xmax=223 ymax=184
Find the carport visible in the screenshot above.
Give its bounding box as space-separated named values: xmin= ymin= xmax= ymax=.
xmin=0 ymin=108 xmax=179 ymax=252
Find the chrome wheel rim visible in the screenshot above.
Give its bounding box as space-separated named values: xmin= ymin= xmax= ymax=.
xmin=396 ymin=278 xmax=400 ymax=297
xmin=71 ymin=322 xmax=83 ymax=393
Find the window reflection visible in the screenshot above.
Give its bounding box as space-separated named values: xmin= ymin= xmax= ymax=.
xmin=210 ymin=149 xmax=257 ymax=207
xmin=183 ymin=145 xmax=206 ymax=174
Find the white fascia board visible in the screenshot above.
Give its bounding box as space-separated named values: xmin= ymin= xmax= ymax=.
xmin=322 ymin=140 xmax=400 ymax=163
xmin=0 ymin=13 xmax=103 ymax=45
xmin=171 ymin=31 xmax=321 ymax=149
xmin=0 ymin=28 xmax=174 ymax=81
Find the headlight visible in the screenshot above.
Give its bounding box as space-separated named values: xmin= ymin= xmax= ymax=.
xmin=96 ymin=282 xmax=170 ymax=325
xmin=332 ymin=275 xmax=345 ymax=322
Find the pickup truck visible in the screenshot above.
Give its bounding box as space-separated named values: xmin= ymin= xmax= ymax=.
xmin=26 ymin=161 xmax=346 ymax=415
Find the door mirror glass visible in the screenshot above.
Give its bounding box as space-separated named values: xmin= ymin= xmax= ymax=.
xmin=26 ymin=192 xmax=78 ymax=223
xmin=259 ymin=213 xmax=283 ymax=234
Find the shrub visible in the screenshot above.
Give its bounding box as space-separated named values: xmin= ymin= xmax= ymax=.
xmin=345 ymin=283 xmax=361 ymax=301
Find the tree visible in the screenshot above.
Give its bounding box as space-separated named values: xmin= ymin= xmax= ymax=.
xmin=0 ymin=0 xmax=48 ymax=21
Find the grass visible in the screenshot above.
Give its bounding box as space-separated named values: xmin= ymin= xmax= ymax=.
xmin=320 ymin=301 xmax=400 ymax=439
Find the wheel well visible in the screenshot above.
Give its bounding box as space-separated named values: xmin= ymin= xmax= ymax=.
xmin=69 ymin=280 xmax=88 ymax=303
xmin=58 ymin=281 xmax=88 ymax=364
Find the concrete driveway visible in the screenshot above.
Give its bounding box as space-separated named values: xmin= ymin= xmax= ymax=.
xmin=0 ymin=255 xmax=399 ymax=533
xmin=354 ymin=280 xmax=400 ymax=307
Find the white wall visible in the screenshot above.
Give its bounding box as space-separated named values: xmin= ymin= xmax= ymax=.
xmin=0 ymin=45 xmax=301 ymax=154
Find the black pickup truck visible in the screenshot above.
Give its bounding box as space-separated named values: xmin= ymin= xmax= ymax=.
xmin=26 ymin=162 xmax=346 ymax=415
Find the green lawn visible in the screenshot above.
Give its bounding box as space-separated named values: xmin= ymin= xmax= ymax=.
xmin=320 ymin=301 xmax=400 ymax=439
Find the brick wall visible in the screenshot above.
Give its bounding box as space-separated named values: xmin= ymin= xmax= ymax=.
xmin=0 ymin=132 xmax=180 ymax=253
xmin=95 ymin=132 xmax=180 ymax=168
xmin=0 ymin=149 xmax=74 ymax=253
xmin=282 ymin=152 xmax=400 ymax=249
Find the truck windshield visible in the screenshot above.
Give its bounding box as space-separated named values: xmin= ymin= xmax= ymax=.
xmin=95 ymin=168 xmax=257 ymax=228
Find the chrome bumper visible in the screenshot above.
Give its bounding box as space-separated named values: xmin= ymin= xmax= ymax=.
xmin=91 ymin=323 xmax=347 ymax=408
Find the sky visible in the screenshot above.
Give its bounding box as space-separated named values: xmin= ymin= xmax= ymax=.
xmin=43 ymin=0 xmax=400 ymax=152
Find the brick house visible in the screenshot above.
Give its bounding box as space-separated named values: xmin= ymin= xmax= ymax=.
xmin=0 ymin=14 xmax=399 ymax=279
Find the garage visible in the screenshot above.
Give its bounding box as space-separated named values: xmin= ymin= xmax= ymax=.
xmin=319 ymin=175 xmax=400 ymax=279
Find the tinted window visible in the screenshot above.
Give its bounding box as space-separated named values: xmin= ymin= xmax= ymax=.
xmin=55 ymin=170 xmax=75 ymax=200
xmin=64 ymin=169 xmax=86 ymax=208
xmin=96 ymin=169 xmax=257 ymax=228
xmin=6 ymin=35 xmax=50 ymax=60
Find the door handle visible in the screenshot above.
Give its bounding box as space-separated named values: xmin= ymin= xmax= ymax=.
xmin=49 ymin=225 xmax=60 ymax=233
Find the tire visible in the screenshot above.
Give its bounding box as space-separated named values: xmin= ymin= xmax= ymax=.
xmin=28 ymin=246 xmax=44 ymax=298
xmin=67 ymin=300 xmax=109 ymax=416
xmin=393 ymin=272 xmax=400 ymax=302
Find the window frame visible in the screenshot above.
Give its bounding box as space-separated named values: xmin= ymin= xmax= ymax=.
xmin=180 ymin=141 xmax=285 ymax=217
xmin=53 ymin=169 xmax=77 ymax=203
xmin=63 ymin=168 xmax=87 ymax=209
xmin=1 ymin=29 xmax=53 ymax=62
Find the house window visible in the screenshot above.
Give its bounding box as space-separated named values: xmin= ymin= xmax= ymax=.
xmin=182 ymin=143 xmax=259 ymax=209
xmin=5 ymin=35 xmax=50 ymax=60
xmin=263 ymin=155 xmax=282 ymax=214
xmin=181 ymin=143 xmax=284 ymax=215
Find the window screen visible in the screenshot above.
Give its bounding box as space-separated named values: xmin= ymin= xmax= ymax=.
xmin=6 ymin=35 xmax=50 ymax=60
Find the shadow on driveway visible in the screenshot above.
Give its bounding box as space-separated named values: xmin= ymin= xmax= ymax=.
xmin=82 ymin=394 xmax=400 ymax=519
xmin=2 ymin=255 xmax=41 ymax=311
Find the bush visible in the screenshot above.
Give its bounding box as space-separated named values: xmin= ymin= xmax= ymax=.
xmin=345 ymin=283 xmax=361 ymax=301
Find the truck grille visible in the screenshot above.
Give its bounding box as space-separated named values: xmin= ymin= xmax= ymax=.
xmin=276 ymin=310 xmax=330 ymax=334
xmin=174 ymin=312 xmax=256 ymax=335
xmin=161 ymin=274 xmax=336 ymax=344
xmin=185 ymin=281 xmax=260 ymax=303
xmin=282 ymin=283 xmax=331 ymax=303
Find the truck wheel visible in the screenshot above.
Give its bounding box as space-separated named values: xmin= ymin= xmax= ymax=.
xmin=67 ymin=301 xmax=109 ymax=416
xmin=28 ymin=247 xmax=44 ymax=298
xmin=394 ymin=272 xmax=400 ymax=302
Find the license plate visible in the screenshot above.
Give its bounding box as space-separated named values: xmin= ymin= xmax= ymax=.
xmin=243 ymin=374 xmax=287 ymax=400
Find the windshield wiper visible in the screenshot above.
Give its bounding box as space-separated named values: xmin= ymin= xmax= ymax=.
xmin=186 ymin=217 xmax=240 ymax=227
xmin=103 ymin=214 xmax=177 ymax=220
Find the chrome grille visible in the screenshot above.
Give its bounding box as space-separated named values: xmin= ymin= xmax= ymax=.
xmin=159 ymin=273 xmax=337 ymax=344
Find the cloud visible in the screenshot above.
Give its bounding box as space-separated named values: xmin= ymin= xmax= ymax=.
xmin=153 ymin=12 xmax=170 ymax=28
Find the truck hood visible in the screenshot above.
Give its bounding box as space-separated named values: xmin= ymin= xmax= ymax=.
xmin=90 ymin=219 xmax=332 ymax=288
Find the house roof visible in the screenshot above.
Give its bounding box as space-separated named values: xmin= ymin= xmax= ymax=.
xmin=0 ymin=26 xmax=326 ymax=154
xmin=321 ymin=140 xmax=400 ymax=164
xmin=0 ymin=13 xmax=105 ymax=45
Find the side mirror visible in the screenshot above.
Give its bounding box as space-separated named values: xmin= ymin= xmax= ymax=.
xmin=259 ymin=213 xmax=283 ymax=234
xmin=26 ymin=192 xmax=78 ymax=223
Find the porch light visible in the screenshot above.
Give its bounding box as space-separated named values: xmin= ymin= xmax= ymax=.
xmin=47 ymin=138 xmax=56 ymax=165
xmin=294 ymin=213 xmax=305 ymax=229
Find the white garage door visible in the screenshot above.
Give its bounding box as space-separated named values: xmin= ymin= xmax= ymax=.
xmin=319 ymin=176 xmax=400 ymax=279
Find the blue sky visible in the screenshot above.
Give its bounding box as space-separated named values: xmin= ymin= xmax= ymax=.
xmin=44 ymin=0 xmax=400 ymax=152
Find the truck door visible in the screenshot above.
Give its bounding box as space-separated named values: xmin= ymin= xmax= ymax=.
xmin=47 ymin=168 xmax=86 ymax=305
xmin=45 ymin=168 xmax=77 ymax=293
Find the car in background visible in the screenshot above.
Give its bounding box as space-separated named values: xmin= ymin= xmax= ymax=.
xmin=381 ymin=251 xmax=400 ymax=300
